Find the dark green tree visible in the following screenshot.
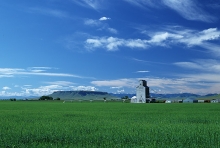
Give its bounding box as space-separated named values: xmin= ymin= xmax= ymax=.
xmin=121 ymin=96 xmax=129 ymax=100
xmin=56 ymin=97 xmax=61 ymax=100
xmin=39 ymin=96 xmax=53 ymax=100
xmin=10 ymin=98 xmax=16 ymax=101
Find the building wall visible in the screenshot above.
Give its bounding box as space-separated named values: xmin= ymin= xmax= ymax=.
xmin=135 ymin=80 xmax=150 ymax=103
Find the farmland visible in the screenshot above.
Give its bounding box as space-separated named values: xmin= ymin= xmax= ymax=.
xmin=0 ymin=101 xmax=220 ymax=148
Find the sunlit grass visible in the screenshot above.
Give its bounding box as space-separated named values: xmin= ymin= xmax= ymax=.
xmin=0 ymin=101 xmax=220 ymax=147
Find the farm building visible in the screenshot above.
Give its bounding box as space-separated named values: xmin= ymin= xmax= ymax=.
xmin=130 ymin=96 xmax=137 ymax=103
xmin=131 ymin=80 xmax=150 ymax=103
xmin=198 ymin=100 xmax=205 ymax=103
xmin=183 ymin=98 xmax=198 ymax=103
xmin=211 ymin=99 xmax=218 ymax=103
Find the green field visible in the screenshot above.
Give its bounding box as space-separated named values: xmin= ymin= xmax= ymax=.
xmin=0 ymin=101 xmax=220 ymax=148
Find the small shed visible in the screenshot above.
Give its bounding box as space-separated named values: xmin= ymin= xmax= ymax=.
xmin=183 ymin=98 xmax=197 ymax=103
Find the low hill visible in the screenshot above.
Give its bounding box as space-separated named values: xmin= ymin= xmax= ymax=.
xmin=197 ymin=94 xmax=220 ymax=100
xmin=49 ymin=91 xmax=119 ymax=100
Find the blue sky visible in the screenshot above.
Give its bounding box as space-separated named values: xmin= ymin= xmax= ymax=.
xmin=0 ymin=0 xmax=220 ymax=96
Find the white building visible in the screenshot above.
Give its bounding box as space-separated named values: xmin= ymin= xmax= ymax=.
xmin=198 ymin=100 xmax=204 ymax=103
xmin=130 ymin=96 xmax=137 ymax=103
xmin=211 ymin=99 xmax=218 ymax=103
xmin=132 ymin=80 xmax=150 ymax=103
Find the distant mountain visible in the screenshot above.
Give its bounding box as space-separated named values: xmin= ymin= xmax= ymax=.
xmin=203 ymin=93 xmax=218 ymax=97
xmin=49 ymin=91 xmax=118 ymax=100
xmin=197 ymin=94 xmax=220 ymax=100
xmin=151 ymin=93 xmax=201 ymax=99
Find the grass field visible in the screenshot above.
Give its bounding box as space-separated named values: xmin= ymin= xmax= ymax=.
xmin=0 ymin=101 xmax=220 ymax=148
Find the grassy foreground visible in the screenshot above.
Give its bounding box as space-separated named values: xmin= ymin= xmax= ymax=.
xmin=0 ymin=101 xmax=220 ymax=148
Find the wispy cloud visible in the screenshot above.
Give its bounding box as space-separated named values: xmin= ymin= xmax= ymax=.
xmin=171 ymin=59 xmax=220 ymax=94
xmin=0 ymin=67 xmax=86 ymax=78
xmin=84 ymin=19 xmax=101 ymax=26
xmin=107 ymin=28 xmax=118 ymax=34
xmin=124 ymin=0 xmax=217 ymax=22
xmin=72 ymin=0 xmax=106 ymax=11
xmin=162 ymin=0 xmax=216 ymax=22
xmin=84 ymin=17 xmax=117 ymax=34
xmin=123 ymin=0 xmax=158 ymax=9
xmin=28 ymin=7 xmax=69 ymax=18
xmin=91 ymin=79 xmax=137 ymax=87
xmin=132 ymin=58 xmax=170 ymax=65
xmin=174 ymin=59 xmax=220 ymax=73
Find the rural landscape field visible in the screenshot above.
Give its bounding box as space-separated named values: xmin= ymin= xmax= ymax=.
xmin=0 ymin=101 xmax=220 ymax=148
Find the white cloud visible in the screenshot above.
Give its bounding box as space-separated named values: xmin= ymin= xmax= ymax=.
xmin=148 ymin=32 xmax=183 ymax=45
xmin=117 ymin=89 xmax=125 ymax=93
xmin=86 ymin=37 xmax=148 ymax=51
xmin=20 ymin=84 xmax=98 ymax=96
xmin=71 ymin=86 xmax=98 ymax=91
xmin=178 ymin=28 xmax=220 ymax=46
xmin=0 ymin=75 xmax=14 ymax=78
xmin=99 ymin=16 xmax=111 ymax=21
xmin=136 ymin=71 xmax=150 ymax=73
xmin=99 ymin=17 xmax=110 ymax=21
xmin=86 ymin=37 xmax=124 ymax=51
xmin=86 ymin=27 xmax=220 ymax=53
xmin=91 ymin=76 xmax=220 ymax=94
xmin=86 ymin=38 xmax=103 ymax=48
xmin=91 ymin=79 xmax=137 ymax=87
xmin=44 ymin=81 xmax=75 ymax=86
xmin=2 ymin=86 xmax=11 ymax=90
xmin=126 ymin=39 xmax=148 ymax=48
xmin=22 ymin=85 xmax=60 ymax=96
